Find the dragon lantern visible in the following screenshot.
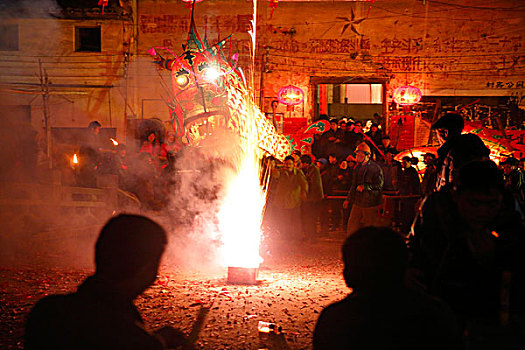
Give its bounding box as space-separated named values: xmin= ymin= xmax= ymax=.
xmin=148 ymin=19 xmax=291 ymax=161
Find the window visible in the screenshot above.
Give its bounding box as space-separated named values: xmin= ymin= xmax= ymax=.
xmin=315 ymin=83 xmax=383 ymax=119
xmin=75 ymin=26 xmax=101 ymax=52
xmin=0 ymin=25 xmax=19 ymax=51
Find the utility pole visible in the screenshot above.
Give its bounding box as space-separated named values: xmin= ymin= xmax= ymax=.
xmin=39 ymin=59 xmax=51 ymax=169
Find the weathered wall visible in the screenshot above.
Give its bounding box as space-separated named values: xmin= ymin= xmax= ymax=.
xmin=1 ymin=0 xmax=524 ymax=153
xmin=0 ymin=15 xmax=131 ymax=141
xmin=136 ymin=0 xmax=525 ymax=125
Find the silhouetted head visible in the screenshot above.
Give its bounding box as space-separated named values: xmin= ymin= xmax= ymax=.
xmin=329 ymin=118 xmax=338 ymax=131
xmin=501 ymin=157 xmax=518 ymax=175
xmin=423 ymin=153 xmax=436 ymax=165
xmin=432 ymin=113 xmax=464 ymax=145
xmin=291 ymin=149 xmax=301 ymax=161
xmin=401 ymin=156 xmax=412 ymax=168
xmin=453 ymin=160 xmax=504 ymax=230
xmin=300 ymin=154 xmax=313 ymax=166
xmin=88 ymin=121 xmax=101 ymax=135
xmin=342 ymin=227 xmax=408 ymax=292
xmin=95 ymin=214 xmax=167 ymax=295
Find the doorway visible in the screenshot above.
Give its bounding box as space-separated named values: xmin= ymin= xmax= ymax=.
xmin=311 ymin=77 xmax=387 ymax=123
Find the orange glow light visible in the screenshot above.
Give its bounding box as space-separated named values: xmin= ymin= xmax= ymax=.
xmin=491 ymin=231 xmax=499 ymax=238
xmin=393 ymin=85 xmax=422 ymax=106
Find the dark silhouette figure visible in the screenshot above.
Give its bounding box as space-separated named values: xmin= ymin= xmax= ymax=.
xmin=25 ymin=214 xmax=190 ymax=350
xmin=432 ymin=113 xmax=489 ymax=192
xmin=78 ymin=121 xmax=103 ymax=187
xmin=313 ymin=227 xmax=462 ymax=350
xmin=409 ymin=160 xmax=525 ymax=347
xmin=398 ymin=156 xmax=421 ymax=233
xmin=421 ymin=152 xmax=437 ymax=196
xmin=501 ymin=156 xmax=525 ymax=211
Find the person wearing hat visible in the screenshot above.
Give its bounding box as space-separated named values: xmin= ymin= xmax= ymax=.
xmin=432 ymin=113 xmax=489 ymax=192
xmin=501 ymin=156 xmax=524 ymax=208
xmin=317 ymin=157 xmax=328 ymax=167
xmin=343 ymin=142 xmax=384 ymax=235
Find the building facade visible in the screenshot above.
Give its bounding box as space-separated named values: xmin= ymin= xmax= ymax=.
xmin=1 ymin=0 xmax=524 ymax=166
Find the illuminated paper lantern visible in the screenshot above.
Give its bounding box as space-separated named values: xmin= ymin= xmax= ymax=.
xmin=393 ymin=85 xmax=422 ymax=106
xmin=277 ymin=85 xmax=304 ymax=106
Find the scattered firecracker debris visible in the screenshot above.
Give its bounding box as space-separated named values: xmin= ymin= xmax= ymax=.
xmin=1 ymin=240 xmax=347 ymax=349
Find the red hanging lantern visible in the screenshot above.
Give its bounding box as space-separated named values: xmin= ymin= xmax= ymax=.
xmin=393 ymin=85 xmax=422 ymax=106
xmin=277 ymin=85 xmax=304 ymax=106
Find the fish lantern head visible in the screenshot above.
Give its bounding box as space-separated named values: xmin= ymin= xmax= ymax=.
xmin=168 ymin=40 xmax=246 ymax=146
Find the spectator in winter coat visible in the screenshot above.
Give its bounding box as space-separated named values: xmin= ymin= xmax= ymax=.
xmin=272 ymin=156 xmax=308 ymax=240
xmin=300 ymin=155 xmax=324 ymax=241
xmin=343 ymin=143 xmax=384 ymax=235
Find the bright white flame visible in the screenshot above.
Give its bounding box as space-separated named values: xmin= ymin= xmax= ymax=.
xmin=218 ymin=152 xmax=265 ymax=268
xmin=72 ymin=153 xmax=78 ymax=164
xmin=203 ymin=67 xmax=221 ymax=82
xmin=217 ymin=75 xmax=267 ymax=269
xmin=110 ymin=138 xmax=119 ymax=146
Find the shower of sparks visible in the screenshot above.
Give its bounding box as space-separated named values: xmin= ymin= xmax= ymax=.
xmin=217 ymin=0 xmax=278 ymax=269
xmin=218 ymin=81 xmax=268 ymax=269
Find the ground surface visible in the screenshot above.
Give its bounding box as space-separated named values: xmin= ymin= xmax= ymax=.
xmin=1 ymin=235 xmax=349 ymax=350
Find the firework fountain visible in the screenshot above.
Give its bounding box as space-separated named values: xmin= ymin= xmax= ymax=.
xmin=149 ymin=0 xmax=291 ymax=284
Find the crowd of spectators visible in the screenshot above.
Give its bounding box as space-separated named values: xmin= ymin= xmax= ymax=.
xmin=79 ymin=114 xmax=525 ymax=238
xmin=265 ymin=115 xmax=431 ymax=240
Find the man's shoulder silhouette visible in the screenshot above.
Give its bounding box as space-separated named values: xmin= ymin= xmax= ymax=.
xmin=26 ymin=276 xmax=164 ymax=350
xmin=25 ymin=214 xmax=173 ymax=350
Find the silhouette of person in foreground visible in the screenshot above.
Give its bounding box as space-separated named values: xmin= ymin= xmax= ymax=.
xmin=313 ymin=227 xmax=462 ymax=350
xmin=25 ymin=214 xmax=191 ymax=350
xmin=409 ymin=160 xmax=525 ymax=347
